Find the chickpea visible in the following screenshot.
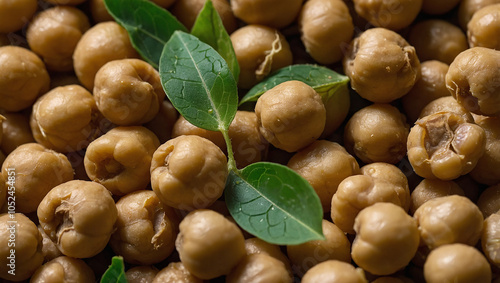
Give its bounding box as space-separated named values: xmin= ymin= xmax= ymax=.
xmin=446 ymin=47 xmax=500 ymax=116
xmin=476 ymin=184 xmax=500 ymax=218
xmin=321 ymin=83 xmax=350 ymax=139
xmin=1 ymin=143 xmax=74 ymax=213
xmin=229 ymin=111 xmax=268 ymax=168
xmin=301 ymin=260 xmax=367 ymax=283
xmin=414 ymin=195 xmax=483 ymax=249
xmin=482 ymin=213 xmax=500 ymax=268
xmin=410 ymin=179 xmax=465 ymax=214
xmin=38 ymin=225 xmax=63 ymax=262
xmin=37 ymin=180 xmax=118 ymax=258
xmin=175 ymin=209 xmax=246 ymax=280
xmin=287 ymin=220 xmax=351 ymax=277
xmin=150 ymin=135 xmax=228 ymax=210
xmin=30 ymin=85 xmax=104 ymax=153
xmin=352 ymin=202 xmax=419 ymax=276
xmin=0 ymin=0 xmax=37 ymax=33
xmin=244 ymin=238 xmax=292 ymax=276
xmin=171 ymin=0 xmax=237 ymax=33
xmin=0 ymin=173 xmax=5 ymax=210
xmin=153 ymin=262 xmax=202 ymax=283
xmin=230 ymin=25 xmax=293 ymax=89
xmin=227 ymin=253 xmax=292 ymax=283
xmin=288 ymin=140 xmax=360 ymax=212
xmin=402 ymin=61 xmax=450 ymax=123
xmin=0 ymin=46 xmax=50 ymax=112
xmin=407 ymin=112 xmax=486 ymax=180
xmin=408 ymin=20 xmax=467 ymax=65
xmin=467 ymin=4 xmax=500 ymax=50
xmin=343 ymin=28 xmax=420 ymax=103
xmin=231 ymin=0 xmax=302 ymax=29
xmin=89 ymin=0 xmax=114 ymax=23
xmin=418 ymin=96 xmax=473 ymax=121
xmin=421 ymin=0 xmax=460 ymax=14
xmin=458 ymin=0 xmax=500 ymax=30
xmin=73 ymin=21 xmax=139 ymax=90
xmin=470 ymin=115 xmax=500 ymax=186
xmin=0 ymin=114 xmax=4 ymax=145
xmin=298 ymin=0 xmax=353 ymax=65
xmin=26 ymin=6 xmax=90 ymax=72
xmin=352 ymin=0 xmax=422 ymax=30
xmin=44 ymin=0 xmax=86 ymax=4
xmin=0 ymin=213 xmax=44 ymax=281
xmin=30 ymin=256 xmax=95 ymax=283
xmin=424 ymin=244 xmax=491 ymax=283
xmin=172 ymin=115 xmax=226 ymax=151
xmin=144 ymin=100 xmax=178 ymax=144
xmin=255 ymin=80 xmax=326 ymax=153
xmin=126 ymin=266 xmax=159 ymax=283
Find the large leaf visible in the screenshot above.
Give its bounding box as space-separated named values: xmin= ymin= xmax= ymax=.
xmin=104 ymin=0 xmax=187 ymax=68
xmin=191 ymin=0 xmax=239 ymax=82
xmin=100 ymin=256 xmax=127 ymax=283
xmin=159 ymin=31 xmax=238 ymax=132
xmin=225 ymin=162 xmax=324 ymax=245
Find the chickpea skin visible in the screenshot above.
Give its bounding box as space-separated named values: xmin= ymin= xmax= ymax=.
xmin=171 ymin=0 xmax=237 ymax=33
xmin=476 ymin=184 xmax=500 ymax=218
xmin=467 ymin=4 xmax=500 ymax=50
xmin=175 ymin=209 xmax=246 ymax=280
xmin=30 ymin=256 xmax=95 ymax=283
xmin=470 ymin=115 xmax=500 ymax=185
xmin=421 ymin=0 xmax=460 ymax=14
xmin=410 ymin=179 xmax=465 ymax=214
xmin=244 ymin=238 xmax=292 ymax=276
xmin=482 ymin=213 xmax=500 ymax=268
xmin=231 ymin=0 xmax=302 ymax=29
xmin=418 ymin=96 xmax=473 ymax=121
xmin=458 ymin=0 xmax=500 ymax=30
xmin=227 ymin=253 xmax=292 ymax=283
xmin=352 ymin=0 xmax=422 ymax=30
xmin=0 ymin=0 xmax=37 ymax=33
xmin=126 ymin=266 xmax=159 ymax=283
xmin=38 ymin=225 xmax=63 ymax=262
xmin=153 ymin=262 xmax=202 ymax=283
xmin=301 ymin=260 xmax=368 ymax=283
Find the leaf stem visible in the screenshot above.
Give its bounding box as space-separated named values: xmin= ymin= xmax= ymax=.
xmin=221 ymin=129 xmax=237 ymax=172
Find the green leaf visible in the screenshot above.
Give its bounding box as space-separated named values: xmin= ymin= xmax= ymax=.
xmin=104 ymin=0 xmax=188 ymax=68
xmin=225 ymin=162 xmax=324 ymax=245
xmin=191 ymin=0 xmax=240 ymax=82
xmin=100 ymin=256 xmax=128 ymax=283
xmin=239 ymin=64 xmax=350 ymax=105
xmin=159 ymin=31 xmax=238 ymax=132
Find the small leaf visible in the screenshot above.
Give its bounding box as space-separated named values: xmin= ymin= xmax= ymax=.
xmin=159 ymin=31 xmax=238 ymax=132
xmin=239 ymin=64 xmax=350 ymax=105
xmin=104 ymin=0 xmax=188 ymax=68
xmin=100 ymin=256 xmax=127 ymax=283
xmin=225 ymin=162 xmax=324 ymax=245
xmin=191 ymin=0 xmax=240 ymax=82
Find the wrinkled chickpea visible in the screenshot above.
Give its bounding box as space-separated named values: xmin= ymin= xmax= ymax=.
xmin=301 ymin=260 xmax=367 ymax=283
xmin=470 ymin=115 xmax=500 ymax=185
xmin=352 ymin=0 xmax=422 ymax=30
xmin=0 ymin=0 xmax=37 ymax=33
xmin=0 ymin=213 xmax=44 ymax=281
xmin=37 ymin=180 xmax=118 ymax=258
xmin=458 ymin=0 xmax=500 ymax=30
xmin=230 ymin=25 xmax=293 ymax=89
xmin=414 ymin=195 xmax=484 ymax=249
xmin=231 ymin=0 xmax=302 ymax=29
xmin=73 ymin=21 xmax=139 ymax=90
xmin=331 ymin=162 xmax=410 ymax=234
xmin=30 ymin=85 xmax=104 ymax=153
xmin=344 ymin=103 xmax=409 ymax=164
xmin=424 ymin=244 xmax=491 ymax=283
xmin=421 ymin=0 xmax=460 ymax=14
xmin=418 ymin=96 xmax=473 ymax=121
xmin=172 ymin=115 xmax=226 ymax=151
xmin=255 ymin=80 xmax=326 ymax=153
xmin=0 ymin=46 xmax=50 ymax=112
xmin=1 ymin=143 xmax=74 ymax=213
xmin=476 ymin=184 xmax=500 ymax=218
xmin=468 ymin=4 xmax=500 ymax=50
xmin=126 ymin=266 xmax=159 ymax=283
xmin=144 ymin=100 xmax=178 ymax=144
xmin=343 ymin=28 xmax=420 ymax=103
xmin=410 ymin=179 xmax=465 ymax=214
xmin=110 ymin=190 xmax=178 ymax=265
xmin=288 ymin=140 xmax=359 ymax=212
xmin=482 ymin=213 xmax=500 ymax=268
xmin=171 ymin=0 xmax=237 ymax=32
xmin=26 ymin=6 xmax=90 ymax=72
xmin=30 ymin=256 xmax=95 ymax=283
xmin=150 ymin=135 xmax=228 ymax=210
xmin=407 ymin=111 xmax=486 ymax=180
xmin=38 ymin=225 xmax=63 ymax=262
xmin=175 ymin=209 xmax=246 ymax=280
xmin=227 ymin=253 xmax=292 ymax=283
xmin=244 ymin=238 xmax=292 ymax=276
xmin=352 ymin=202 xmax=419 ymax=276
xmin=153 ymin=262 xmax=202 ymax=283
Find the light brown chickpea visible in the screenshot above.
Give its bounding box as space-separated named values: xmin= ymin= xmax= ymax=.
xmin=352 ymin=0 xmax=422 ymax=30
xmin=150 ymin=135 xmax=228 ymax=210
xmin=331 ymin=162 xmax=410 ymax=234
xmin=230 ymin=25 xmax=293 ymax=89
xmin=421 ymin=0 xmax=460 ymax=14
xmin=73 ymin=21 xmax=139 ymax=90
xmin=418 ymin=96 xmax=473 ymax=121
xmin=402 ymin=61 xmax=450 ymax=123
xmin=1 ymin=143 xmax=74 ymax=213
xmin=93 ymin=59 xmax=166 ymax=125
xmin=30 ymin=256 xmax=95 ymax=283
xmin=85 ymin=126 xmax=159 ymax=196
xmin=30 ymin=85 xmax=104 ymax=153
xmin=458 ymin=0 xmax=500 ymax=30
xmin=408 ymin=20 xmax=468 ymax=65
xmin=410 ymin=179 xmax=465 ymax=215
xmin=231 ymin=0 xmax=302 ymax=29
xmin=468 ymin=4 xmax=500 ymax=50
xmin=470 ymin=115 xmax=500 ymax=186
xmin=288 ymin=140 xmax=360 ymax=212
xmin=0 ymin=0 xmax=37 ymax=33
xmin=301 ymin=260 xmax=368 ymax=283
xmin=27 ymin=6 xmax=90 ymax=72
xmin=110 ymin=190 xmax=178 ymax=265
xmin=344 ymin=103 xmax=409 ymax=164
xmin=244 ymin=238 xmax=292 ymax=276
xmin=44 ymin=0 xmax=87 ymax=4
xmin=298 ymin=0 xmax=353 ymax=65
xmin=343 ymin=28 xmax=420 ymax=103
xmin=414 ymin=195 xmax=484 ymax=249
xmin=89 ymin=0 xmax=114 ymax=23
xmin=407 ymin=112 xmax=486 ymax=180
xmin=38 ymin=225 xmax=63 ymax=262
xmin=482 ymin=213 xmax=500 ymax=268
xmin=229 ymin=111 xmax=268 ymax=169
xmin=175 ymin=209 xmax=246 ymax=280
xmin=227 ymin=253 xmax=292 ymax=283
xmin=0 ymin=213 xmax=44 ymax=281
xmin=172 ymin=115 xmax=226 ymax=151
xmin=255 ymin=80 xmax=326 ymax=153
xmin=446 ymin=47 xmax=500 ymax=116
xmin=352 ymin=202 xmax=419 ymax=276
xmin=0 ymin=46 xmax=50 ymax=112
xmin=144 ymin=100 xmax=178 ymax=144
xmin=152 ymin=262 xmax=202 ymax=283
xmin=37 ymin=180 xmax=118 ymax=258
xmin=126 ymin=266 xmax=159 ymax=283
xmin=171 ymin=0 xmax=237 ymax=32
xmin=287 ymin=220 xmax=351 ymax=277
xmin=424 ymin=244 xmax=491 ymax=283
xmin=476 ymin=184 xmax=500 ymax=218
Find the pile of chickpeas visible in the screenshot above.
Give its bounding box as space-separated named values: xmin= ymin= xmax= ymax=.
xmin=0 ymin=0 xmax=500 ymax=282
